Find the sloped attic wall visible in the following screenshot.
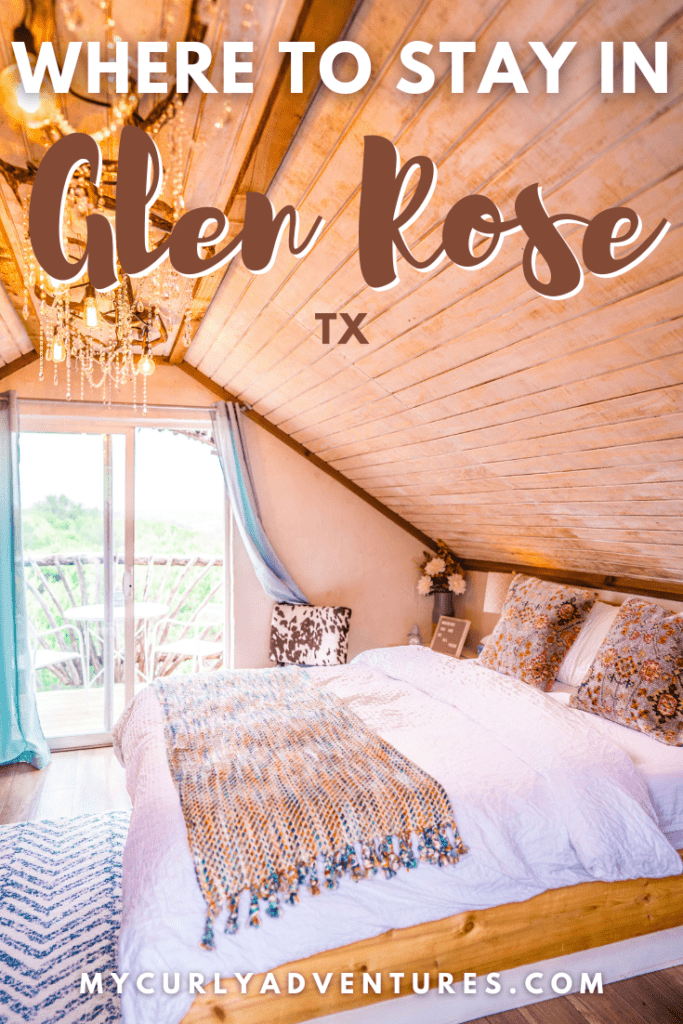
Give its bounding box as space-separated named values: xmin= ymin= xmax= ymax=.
xmin=185 ymin=0 xmax=683 ymax=589
xmin=232 ymin=414 xmax=435 ymax=667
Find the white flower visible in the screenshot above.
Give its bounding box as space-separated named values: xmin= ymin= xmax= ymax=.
xmin=448 ymin=573 xmax=466 ymax=595
xmin=424 ymin=557 xmax=446 ymax=576
xmin=417 ymin=575 xmax=432 ymax=596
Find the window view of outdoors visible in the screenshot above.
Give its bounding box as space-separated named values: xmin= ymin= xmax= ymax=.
xmin=20 ymin=427 xmax=226 ymax=739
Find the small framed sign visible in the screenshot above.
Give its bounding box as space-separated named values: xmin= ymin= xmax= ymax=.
xmin=430 ymin=616 xmax=471 ymax=659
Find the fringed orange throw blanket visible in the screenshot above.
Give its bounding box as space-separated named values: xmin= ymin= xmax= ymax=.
xmin=154 ymin=668 xmax=466 ymax=949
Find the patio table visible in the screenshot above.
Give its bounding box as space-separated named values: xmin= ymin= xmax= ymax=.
xmin=64 ymin=602 xmax=169 ymax=684
xmin=64 ymin=602 xmax=170 ymax=623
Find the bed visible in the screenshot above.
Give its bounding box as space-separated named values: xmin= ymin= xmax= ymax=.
xmin=112 ymin=642 xmax=683 ymax=1024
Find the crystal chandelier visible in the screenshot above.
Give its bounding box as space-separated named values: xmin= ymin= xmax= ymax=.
xmin=2 ymin=2 xmax=196 ymax=414
xmin=35 ymin=269 xmax=173 ymax=412
xmin=21 ymin=135 xmax=191 ymax=414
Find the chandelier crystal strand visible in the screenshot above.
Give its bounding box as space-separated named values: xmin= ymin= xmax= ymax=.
xmin=45 ymin=285 xmax=54 ymax=375
xmin=65 ymin=285 xmax=71 ymax=377
xmin=38 ymin=268 xmax=45 ymax=381
xmin=171 ymin=98 xmax=186 ymax=223
xmin=22 ymin=203 xmax=32 ymax=320
xmin=65 ymin=286 xmax=72 ymax=399
xmin=50 ymin=288 xmax=59 ymax=385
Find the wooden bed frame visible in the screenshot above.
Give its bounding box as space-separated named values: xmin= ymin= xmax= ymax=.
xmin=183 ymin=850 xmax=683 ymax=1024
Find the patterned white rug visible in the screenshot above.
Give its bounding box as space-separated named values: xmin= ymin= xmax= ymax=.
xmin=0 ymin=812 xmax=130 ymax=1024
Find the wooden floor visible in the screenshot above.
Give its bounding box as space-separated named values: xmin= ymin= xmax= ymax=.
xmin=480 ymin=969 xmax=683 ymax=1024
xmin=0 ymin=750 xmax=681 ymax=1024
xmin=0 ymin=746 xmax=131 ymax=822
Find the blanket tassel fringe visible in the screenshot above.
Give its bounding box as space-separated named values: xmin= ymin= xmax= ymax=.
xmin=200 ymin=824 xmax=465 ymax=950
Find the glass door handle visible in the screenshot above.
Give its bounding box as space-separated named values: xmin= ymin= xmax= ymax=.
xmin=122 ymin=569 xmax=133 ymax=600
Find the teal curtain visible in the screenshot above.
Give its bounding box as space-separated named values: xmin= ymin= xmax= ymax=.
xmin=0 ymin=391 xmax=50 ymax=769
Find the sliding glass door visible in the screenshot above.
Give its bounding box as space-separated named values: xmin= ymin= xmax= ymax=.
xmin=20 ymin=429 xmax=132 ymax=747
xmin=19 ymin=403 xmax=227 ymax=750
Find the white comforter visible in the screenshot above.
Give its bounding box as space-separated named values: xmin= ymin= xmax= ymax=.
xmin=113 ymin=647 xmax=682 ymax=1024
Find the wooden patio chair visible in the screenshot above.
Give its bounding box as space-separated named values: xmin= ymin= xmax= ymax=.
xmin=29 ymin=623 xmax=89 ymax=687
xmin=147 ymin=610 xmax=223 ymax=683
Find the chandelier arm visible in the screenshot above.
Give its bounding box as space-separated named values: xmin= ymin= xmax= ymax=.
xmin=132 ymin=85 xmax=178 ymax=134
xmin=67 ymin=89 xmax=119 ymax=109
xmin=123 ymin=275 xmax=135 ymax=308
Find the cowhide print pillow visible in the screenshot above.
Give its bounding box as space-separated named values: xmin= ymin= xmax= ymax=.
xmin=478 ymin=573 xmax=598 ymax=691
xmin=269 ymin=604 xmax=352 ymax=666
xmin=570 ymin=598 xmax=683 ymax=746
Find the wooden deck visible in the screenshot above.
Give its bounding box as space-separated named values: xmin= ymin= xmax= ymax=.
xmin=35 ymin=682 xmax=147 ymax=739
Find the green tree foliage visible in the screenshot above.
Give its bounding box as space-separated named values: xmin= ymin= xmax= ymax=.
xmin=23 ymin=494 xmax=218 ymax=556
xmin=23 ymin=495 xmax=103 ymax=553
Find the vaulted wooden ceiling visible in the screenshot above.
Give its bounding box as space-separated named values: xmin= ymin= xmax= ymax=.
xmin=0 ymin=0 xmax=681 ymax=589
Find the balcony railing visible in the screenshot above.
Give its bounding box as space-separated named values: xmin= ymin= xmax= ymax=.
xmin=25 ymin=552 xmax=224 ymax=688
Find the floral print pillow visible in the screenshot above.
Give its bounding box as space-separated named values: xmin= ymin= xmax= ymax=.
xmin=479 ymin=574 xmax=598 ymax=691
xmin=570 ymin=599 xmax=683 ymax=746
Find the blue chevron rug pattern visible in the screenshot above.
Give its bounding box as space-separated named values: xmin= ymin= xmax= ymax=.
xmin=0 ymin=811 xmax=130 ymax=1024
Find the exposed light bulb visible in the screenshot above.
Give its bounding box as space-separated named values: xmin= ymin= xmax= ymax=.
xmin=0 ymin=60 xmax=57 ymax=129
xmin=16 ymin=85 xmax=40 ymax=114
xmin=52 ymin=338 xmax=66 ymax=363
xmin=85 ymin=301 xmax=98 ymax=327
xmin=138 ymin=347 xmax=155 ymax=376
xmin=83 ymin=284 xmax=99 ymax=328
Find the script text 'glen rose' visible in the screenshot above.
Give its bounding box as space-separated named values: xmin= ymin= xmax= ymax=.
xmin=28 ymin=129 xmax=670 ymax=302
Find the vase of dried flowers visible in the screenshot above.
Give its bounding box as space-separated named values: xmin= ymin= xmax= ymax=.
xmin=431 ymin=590 xmax=453 ymax=622
xmin=416 ymin=540 xmax=466 ymax=623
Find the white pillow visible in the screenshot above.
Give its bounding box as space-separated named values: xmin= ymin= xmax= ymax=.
xmin=555 ymin=601 xmax=620 ymax=689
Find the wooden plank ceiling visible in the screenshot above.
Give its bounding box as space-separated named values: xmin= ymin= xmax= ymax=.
xmin=0 ymin=0 xmax=681 ymax=587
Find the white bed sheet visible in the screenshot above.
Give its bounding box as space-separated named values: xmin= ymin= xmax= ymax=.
xmin=547 ymin=687 xmax=683 ymax=837
xmin=113 ymin=650 xmax=682 ymax=1024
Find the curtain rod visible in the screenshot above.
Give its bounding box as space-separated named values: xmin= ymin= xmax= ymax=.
xmin=17 ymin=398 xmax=215 ymax=414
xmin=17 ymin=397 xmax=254 ymax=414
